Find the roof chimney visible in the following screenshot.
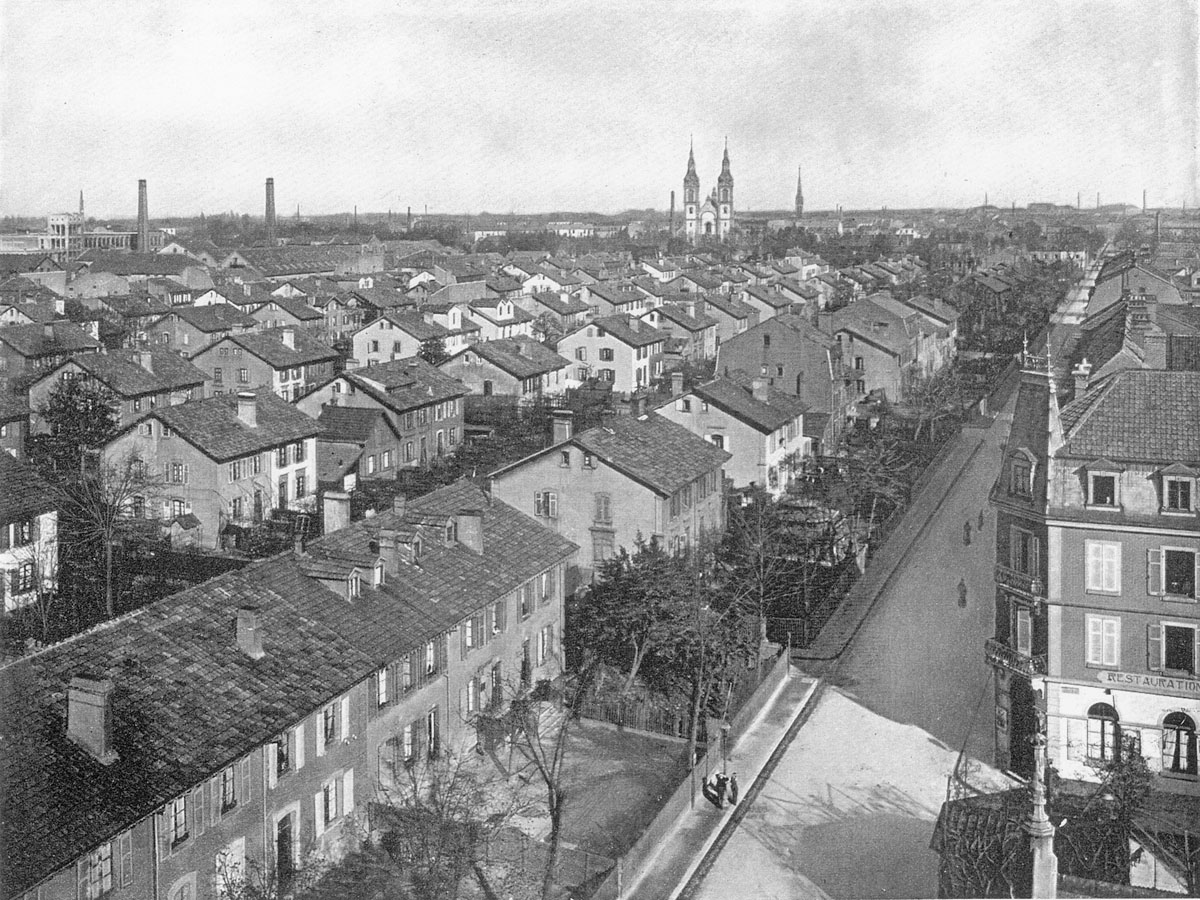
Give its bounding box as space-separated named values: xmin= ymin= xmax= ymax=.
xmin=670 ymin=371 xmax=684 ymax=397
xmin=135 ymin=350 xmax=153 ymax=373
xmin=751 ymin=377 xmax=770 ymax=403
xmin=392 ymin=493 xmax=407 ymax=520
xmin=236 ymin=607 xmax=265 ymax=659
xmin=456 ymin=508 xmax=483 ymax=554
xmin=323 ymin=490 xmax=351 ymax=534
xmin=236 ymin=391 xmax=257 ymax=427
xmin=265 ymin=177 xmax=278 ymax=244
xmin=281 ymin=327 xmax=295 ymax=350
xmin=378 ymin=528 xmax=399 ymax=572
xmin=42 ymin=323 xmax=54 ymax=342
xmin=552 ymin=410 xmax=573 ymax=444
xmin=628 ymin=316 xmax=639 ymax=332
xmin=1072 ymin=359 xmax=1092 ymax=397
xmin=67 ymin=676 xmax=118 ymax=764
xmin=136 ymin=179 xmax=149 ymax=252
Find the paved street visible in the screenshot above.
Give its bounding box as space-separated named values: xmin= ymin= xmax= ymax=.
xmin=688 ymin=405 xmax=1018 ymax=900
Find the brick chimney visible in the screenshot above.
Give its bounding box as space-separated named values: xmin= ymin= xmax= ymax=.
xmin=281 ymin=327 xmax=295 ymax=350
xmin=628 ymin=316 xmax=639 ymax=332
xmin=456 ymin=508 xmax=483 ymax=554
xmin=324 ymin=490 xmax=351 ymax=534
xmin=42 ymin=323 xmax=54 ymax=342
xmin=552 ymin=410 xmax=573 ymax=444
xmin=135 ymin=350 xmax=153 ymax=373
xmin=1143 ymin=326 xmax=1167 ymax=370
xmin=265 ymin=177 xmax=277 ymax=244
xmin=236 ymin=607 xmax=265 ymax=659
xmin=751 ymin=377 xmax=770 ymax=403
xmin=67 ymin=676 xmax=118 ymax=764
xmin=136 ymin=179 xmax=149 ymax=252
xmin=1071 ymin=359 xmax=1092 ymax=396
xmin=236 ymin=391 xmax=257 ymax=427
xmin=392 ymin=493 xmax=407 ymax=520
xmin=378 ymin=529 xmax=399 ymax=571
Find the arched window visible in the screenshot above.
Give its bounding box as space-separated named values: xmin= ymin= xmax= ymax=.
xmin=1087 ymin=702 xmax=1120 ymax=761
xmin=1162 ymin=712 xmax=1198 ymax=776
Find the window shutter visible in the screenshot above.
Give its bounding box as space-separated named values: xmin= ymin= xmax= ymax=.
xmin=316 ymin=714 xmax=326 ymax=757
xmin=438 ymin=635 xmax=448 ymax=672
xmin=183 ymin=464 xmax=189 ymax=484
xmin=1032 ymin=537 xmax=1041 ymax=578
xmin=367 ymin=673 xmax=378 ymax=715
xmin=77 ymin=858 xmax=88 ymax=900
xmin=1149 ymin=549 xmax=1163 ymax=595
xmin=314 ymin=791 xmax=326 ymax=836
xmin=497 ymin=598 xmax=507 ymax=631
xmin=267 ymin=742 xmax=278 ymax=789
xmin=549 ymin=493 xmax=558 ymax=517
xmin=118 ymin=831 xmax=133 ymax=886
xmin=340 ymin=695 xmax=351 ymax=742
xmin=210 ymin=776 xmax=220 ymax=823
xmin=460 ymin=623 xmax=468 ymax=660
xmin=240 ymin=756 xmax=252 ymax=803
xmin=1103 ymin=619 xmax=1119 ymax=667
xmin=295 ymin=723 xmax=305 ymax=770
xmin=193 ymin=787 xmax=206 ymax=835
xmin=1086 ymin=542 xmax=1102 ymax=591
xmin=1087 ymin=618 xmax=1103 ymax=665
xmin=1148 ymin=624 xmax=1163 ymax=671
xmin=407 ymin=654 xmax=416 ymax=690
xmin=534 ymin=492 xmax=544 ymax=517
xmin=485 ymin=605 xmax=495 ymax=640
xmin=1016 ymin=609 xmax=1031 ymax=656
xmin=163 ymin=462 xmax=169 ymax=481
xmin=343 ymin=768 xmax=355 ymax=815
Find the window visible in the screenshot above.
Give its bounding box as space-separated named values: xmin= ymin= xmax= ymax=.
xmin=293 ymin=441 xmax=306 ymax=462
xmin=599 ymin=368 xmax=615 ymax=382
xmin=1088 ymin=473 xmax=1117 ymax=507
xmin=1086 ymin=703 xmax=1120 ymax=761
xmin=219 ymin=766 xmax=238 ymax=812
xmin=321 ymin=777 xmax=339 ymax=828
xmin=854 ymin=356 xmax=864 ymax=371
xmin=594 ymin=493 xmax=612 ymax=524
xmin=599 ymin=348 xmax=614 ymax=362
xmin=1009 ymin=526 xmax=1040 ymax=577
xmin=214 ymin=367 xmax=223 ymax=384
xmin=1161 ymin=623 xmax=1197 ymax=674
xmin=464 ymin=616 xmax=475 ymax=650
xmin=537 ymin=624 xmax=553 ymax=665
xmin=426 ymin=707 xmax=440 ymax=758
xmin=1009 ymin=455 xmax=1032 ymax=496
xmin=367 ymin=455 xmax=377 ymax=474
xmin=382 ymin=450 xmax=392 ymax=469
xmin=1085 ymin=541 xmax=1121 ymax=593
xmin=323 ymin=703 xmax=338 ymax=745
xmin=1149 ymin=548 xmax=1198 ymax=599
xmin=1162 ymin=712 xmax=1198 ymax=777
xmin=425 ymin=639 xmax=436 ymax=675
xmin=81 ymin=842 xmax=113 ymax=899
xmin=1015 ymin=607 xmax=1032 ymax=656
xmin=1165 ymin=477 xmax=1194 ymax=513
xmin=575 ymin=347 xmax=586 ymax=361
xmin=238 ymin=368 xmax=249 ymax=384
xmin=1085 ymin=615 xmax=1120 ymax=667
xmin=405 ymin=442 xmax=414 ymax=462
xmin=559 ymin=450 xmax=570 ymax=467
xmin=277 ymin=446 xmax=289 ymax=467
xmin=534 ymin=490 xmax=558 ymax=518
xmin=295 ymin=473 xmax=306 ymax=499
xmin=677 ymin=397 xmax=692 ymax=412
xmin=521 ymin=581 xmax=534 ymax=618
xmin=170 ymin=796 xmax=189 ymax=846
xmin=277 ymin=476 xmax=288 ymax=505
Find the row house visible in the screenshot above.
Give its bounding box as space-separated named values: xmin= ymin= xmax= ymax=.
xmin=640 ymin=258 xmax=679 ymax=283
xmin=439 ymin=338 xmax=573 ymax=402
xmin=716 ymin=314 xmax=849 ymax=455
xmin=490 ymin=411 xmax=730 ymax=588
xmin=827 ymin=293 xmax=938 ymax=403
xmin=73 ymin=251 xmax=214 ymax=290
xmin=248 ymin=297 xmax=325 ymax=333
xmin=556 ymin=315 xmax=666 ymax=394
xmin=192 ymin=327 xmax=339 ymax=401
xmin=989 ymin=364 xmax=1200 ymax=795
xmin=296 ymin=357 xmax=468 ymax=468
xmin=29 ymin=351 xmax=208 ymax=433
xmin=581 ymin=282 xmax=651 ymax=319
xmin=0 ymin=481 xmax=575 ymax=900
xmin=103 ymin=389 xmax=319 ymax=550
xmin=0 ymin=452 xmax=57 ymax=612
xmin=418 ymin=300 xmax=481 ymax=354
xmin=656 ymin=372 xmax=809 ymax=496
xmin=350 ymin=312 xmax=451 ymax=368
xmin=150 ymin=305 xmax=258 ymax=357
xmin=87 ymin=295 xmax=171 ymax=348
xmin=0 ymin=389 xmax=29 ymax=458
xmin=0 ymin=322 xmax=102 ymax=381
xmin=466 ymin=297 xmax=535 ymax=342
xmin=640 ymin=301 xmax=718 ymax=362
xmin=701 ymin=292 xmax=757 ymax=346
xmin=521 ymin=291 xmax=590 ymax=332
xmin=739 ymin=284 xmax=795 ymax=323
xmin=313 ymin=405 xmax=405 ymax=490
xmin=311 ymin=293 xmax=368 ymax=346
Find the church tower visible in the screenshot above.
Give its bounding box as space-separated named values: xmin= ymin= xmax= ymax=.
xmin=683 ymin=141 xmax=700 ymax=242
xmin=795 ymin=165 xmax=804 ymax=220
xmin=717 ymin=139 xmax=734 ymax=240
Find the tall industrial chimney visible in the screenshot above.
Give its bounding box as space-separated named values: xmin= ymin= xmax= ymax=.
xmin=136 ymin=179 xmax=149 ymax=252
xmin=265 ymin=177 xmax=277 ymax=244
xmin=669 ymin=190 xmax=676 ymax=237
xmin=1143 ymin=189 xmax=1147 ymax=212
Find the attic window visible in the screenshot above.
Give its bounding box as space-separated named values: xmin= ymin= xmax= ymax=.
xmin=348 ymin=571 xmax=361 ymax=599
xmin=412 ymin=537 xmax=422 ymax=560
xmin=375 ymin=561 xmax=384 ymax=586
xmin=445 ymin=520 xmax=458 ymax=543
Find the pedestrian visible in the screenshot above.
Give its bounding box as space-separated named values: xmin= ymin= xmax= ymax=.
xmin=963 ymin=521 xmax=972 ymax=546
xmin=715 ymin=772 xmax=728 ymax=809
xmin=978 ymin=508 xmax=985 ymax=531
xmin=729 ymin=772 xmax=739 ymax=805
xmin=958 ymin=578 xmax=968 ymax=608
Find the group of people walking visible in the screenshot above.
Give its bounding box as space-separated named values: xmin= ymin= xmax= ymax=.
xmin=706 ymin=771 xmax=739 ymax=809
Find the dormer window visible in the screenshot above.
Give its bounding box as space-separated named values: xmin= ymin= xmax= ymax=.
xmin=1008 ymin=451 xmax=1034 ymax=497
xmin=445 ymin=519 xmax=458 ymax=544
xmin=348 ymin=571 xmax=361 ymax=598
xmin=374 ymin=561 xmax=385 ymax=586
xmin=1090 ymin=474 xmax=1116 ymax=507
xmin=1160 ymin=465 xmax=1197 ymax=515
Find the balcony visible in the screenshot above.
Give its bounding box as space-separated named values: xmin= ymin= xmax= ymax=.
xmin=985 ymin=638 xmax=1046 ymax=678
xmin=994 ymin=563 xmax=1045 ymax=602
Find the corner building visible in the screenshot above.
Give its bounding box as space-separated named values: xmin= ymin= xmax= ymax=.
xmin=989 ymin=362 xmax=1200 ymax=793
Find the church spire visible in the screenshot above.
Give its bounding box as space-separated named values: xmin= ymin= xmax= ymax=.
xmin=795 ymin=165 xmax=804 ymax=218
xmin=683 ymin=138 xmax=699 ymax=205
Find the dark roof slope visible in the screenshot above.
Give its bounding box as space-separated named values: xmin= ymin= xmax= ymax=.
xmin=0 ymin=451 xmax=55 ymax=522
xmin=687 ymin=376 xmax=808 ymax=433
xmin=456 ymin=338 xmax=570 ymax=378
xmin=316 ymin=405 xmax=398 ymax=444
xmin=48 ymin=351 xmax=206 ymax=397
xmin=162 ymin=304 xmax=257 ymax=333
xmin=585 ymin=315 xmax=667 ymax=348
xmin=223 ymin=327 xmax=339 ymax=368
xmin=1058 ymin=370 xmax=1200 ymax=462
xmin=143 ymin=388 xmax=318 ymax=462
xmin=75 ymin=252 xmax=196 ymax=277
xmin=0 ymin=321 xmax=102 ymax=358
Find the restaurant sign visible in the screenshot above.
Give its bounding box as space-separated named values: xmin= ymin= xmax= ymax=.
xmin=1095 ymin=670 xmax=1200 ymax=697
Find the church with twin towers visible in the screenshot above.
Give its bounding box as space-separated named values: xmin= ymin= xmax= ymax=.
xmin=681 ymin=141 xmax=805 ymax=244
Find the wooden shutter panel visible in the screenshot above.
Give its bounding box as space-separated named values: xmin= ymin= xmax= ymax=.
xmin=240 ymin=756 xmax=252 ymax=804
xmin=77 ymin=858 xmax=88 ymax=900
xmin=295 ymin=723 xmax=305 ymax=770
xmin=210 ymin=776 xmax=220 ymax=823
xmin=340 ymin=695 xmax=351 ymax=742
xmin=1149 ymin=549 xmax=1163 ymax=595
xmin=193 ymin=787 xmax=206 ymax=835
xmin=367 ymin=673 xmax=379 ymax=716
xmin=497 ymin=598 xmax=507 ymax=632
xmin=460 ymin=623 xmax=468 ymax=660
xmin=343 ymin=768 xmax=355 ymax=815
xmin=438 ymin=634 xmax=448 ymax=672
xmin=119 ymin=830 xmax=133 ymax=886
xmin=183 ymin=464 xmax=190 ymax=484
xmin=1148 ymin=624 xmax=1163 ymax=671
xmin=316 ymin=712 xmax=326 ymax=757
xmin=485 ymin=605 xmax=495 ymax=641
xmin=314 ymin=791 xmax=325 ymax=836
xmin=267 ymin=742 xmax=278 ymax=789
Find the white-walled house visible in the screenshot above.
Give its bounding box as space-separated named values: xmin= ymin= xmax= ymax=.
xmin=555 ymin=315 xmax=666 ymax=394
xmin=0 ymin=453 xmax=57 ymax=612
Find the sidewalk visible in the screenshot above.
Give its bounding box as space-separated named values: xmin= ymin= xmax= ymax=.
xmin=623 ymin=670 xmax=820 ymax=900
xmin=795 ymin=432 xmax=986 ymax=664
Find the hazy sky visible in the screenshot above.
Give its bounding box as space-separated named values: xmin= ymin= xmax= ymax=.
xmin=2 ymin=0 xmax=1197 ymax=217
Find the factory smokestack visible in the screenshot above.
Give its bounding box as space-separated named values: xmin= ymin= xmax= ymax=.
xmin=669 ymin=190 xmax=675 ymax=237
xmin=136 ymin=179 xmax=149 ymax=252
xmin=265 ymin=177 xmax=277 ymax=244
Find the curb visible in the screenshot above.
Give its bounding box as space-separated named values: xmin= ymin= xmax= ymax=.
xmin=794 ymin=435 xmax=986 ymax=662
xmin=672 ymin=676 xmax=825 ymax=900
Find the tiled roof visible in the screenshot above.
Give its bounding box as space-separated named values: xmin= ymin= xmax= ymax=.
xmin=569 ymin=413 xmax=731 ymax=495
xmin=140 ymin=388 xmax=319 ymax=462
xmin=530 ymin=291 xmax=590 ymax=316
xmin=0 ymin=321 xmax=102 ymax=358
xmin=375 ymin=311 xmax=449 ymax=341
xmin=97 ymin=294 xmax=170 ymax=319
xmin=316 ymin=405 xmax=398 ymax=444
xmin=0 ymin=451 xmax=55 ymax=522
xmin=457 ymin=338 xmax=570 ymax=378
xmin=701 ymin=292 xmax=754 ymax=320
xmin=584 ymin=315 xmax=667 ymax=348
xmin=742 ymin=285 xmax=791 ymax=309
xmin=74 ymin=252 xmax=197 ymax=277
xmin=1058 ymin=370 xmax=1200 ymax=462
xmin=45 ymin=351 xmax=206 ymax=398
xmin=468 ymin=301 xmax=535 ymax=326
xmin=162 ymin=304 xmax=257 ymax=333
xmin=0 ymin=385 xmax=28 ymax=423
xmin=226 ymin=246 xmax=354 ymax=277
xmin=347 ymin=357 xmax=468 ymax=413
xmin=0 ymin=300 xmax=60 ymax=325
xmin=222 ymin=327 xmax=340 ymax=368
xmin=686 ymin=375 xmax=808 ymax=433
xmin=256 ymin=295 xmax=323 ymax=322
xmin=0 ymin=254 xmax=59 ymax=275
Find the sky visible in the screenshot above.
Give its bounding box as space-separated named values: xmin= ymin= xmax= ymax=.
xmin=1 ymin=0 xmax=1197 ymax=218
